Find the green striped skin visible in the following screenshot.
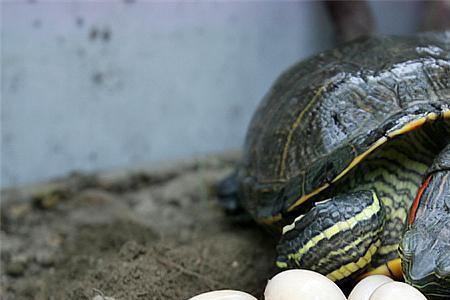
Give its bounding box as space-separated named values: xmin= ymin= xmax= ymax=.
xmin=336 ymin=122 xmax=448 ymax=268
xmin=276 ymin=121 xmax=450 ymax=284
xmin=400 ymin=145 xmax=450 ymax=299
xmin=276 ymin=191 xmax=386 ymax=281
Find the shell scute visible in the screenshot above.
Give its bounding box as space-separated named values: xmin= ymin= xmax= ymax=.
xmin=238 ymin=34 xmax=450 ymax=220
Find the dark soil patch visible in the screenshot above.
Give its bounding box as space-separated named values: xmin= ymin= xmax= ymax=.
xmin=1 ymin=153 xmax=277 ymax=300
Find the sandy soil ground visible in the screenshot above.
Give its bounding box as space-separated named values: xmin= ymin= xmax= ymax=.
xmin=1 ymin=152 xmax=277 ymax=300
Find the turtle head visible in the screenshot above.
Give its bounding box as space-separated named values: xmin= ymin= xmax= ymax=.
xmin=399 ymin=171 xmax=450 ymax=297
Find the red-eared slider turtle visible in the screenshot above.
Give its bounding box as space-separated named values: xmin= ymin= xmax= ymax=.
xmin=218 ymin=32 xmax=450 ymax=298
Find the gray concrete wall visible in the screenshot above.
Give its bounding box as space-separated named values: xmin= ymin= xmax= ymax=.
xmin=1 ymin=1 xmax=420 ymax=187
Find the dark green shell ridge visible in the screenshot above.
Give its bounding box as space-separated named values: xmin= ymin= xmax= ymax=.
xmin=238 ymin=33 xmax=450 ymax=221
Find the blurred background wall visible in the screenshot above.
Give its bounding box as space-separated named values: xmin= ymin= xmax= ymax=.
xmin=1 ymin=1 xmax=448 ymax=187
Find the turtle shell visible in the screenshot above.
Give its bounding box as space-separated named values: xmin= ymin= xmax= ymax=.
xmin=237 ymin=32 xmax=450 ymax=222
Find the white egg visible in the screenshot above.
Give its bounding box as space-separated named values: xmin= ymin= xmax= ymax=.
xmin=264 ymin=269 xmax=346 ymax=300
xmin=188 ymin=290 xmax=257 ymax=300
xmin=369 ymin=281 xmax=427 ymax=300
xmin=348 ymin=275 xmax=394 ymax=300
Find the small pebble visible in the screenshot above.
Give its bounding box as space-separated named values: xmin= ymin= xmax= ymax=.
xmin=264 ymin=269 xmax=346 ymax=300
xmin=6 ymin=261 xmax=26 ymax=277
xmin=35 ymin=251 xmax=55 ymax=267
xmin=370 ymin=281 xmax=427 ymax=300
xmin=348 ymin=275 xmax=394 ymax=300
xmin=189 ymin=290 xmax=257 ymax=300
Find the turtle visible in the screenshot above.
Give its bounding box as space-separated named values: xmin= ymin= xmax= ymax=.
xmin=217 ymin=31 xmax=450 ymax=298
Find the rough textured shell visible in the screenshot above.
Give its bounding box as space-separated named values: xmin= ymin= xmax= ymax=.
xmin=238 ymin=32 xmax=450 ymax=219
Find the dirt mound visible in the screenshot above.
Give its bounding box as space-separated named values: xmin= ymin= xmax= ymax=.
xmin=1 ymin=153 xmax=277 ymax=300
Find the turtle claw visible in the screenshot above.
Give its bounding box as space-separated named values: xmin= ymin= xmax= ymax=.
xmin=399 ymin=230 xmax=420 ymax=259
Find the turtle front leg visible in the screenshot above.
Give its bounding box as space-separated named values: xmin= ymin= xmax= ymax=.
xmin=276 ymin=190 xmax=385 ymax=283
